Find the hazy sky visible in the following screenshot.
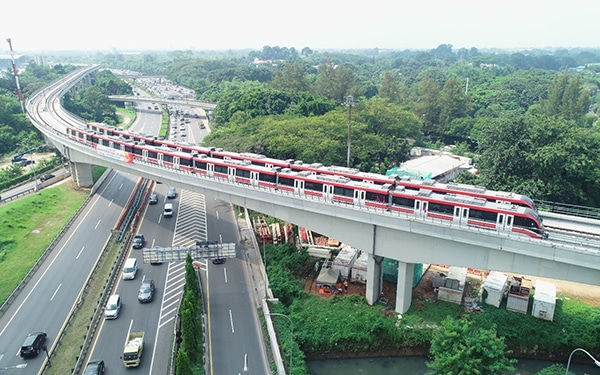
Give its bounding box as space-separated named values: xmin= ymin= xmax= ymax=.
xmin=1 ymin=0 xmax=598 ymax=53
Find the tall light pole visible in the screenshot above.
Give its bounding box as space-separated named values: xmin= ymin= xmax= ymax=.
xmin=343 ymin=95 xmax=355 ymax=168
xmin=267 ymin=312 xmax=293 ymax=375
xmin=565 ymin=348 xmax=600 ymax=375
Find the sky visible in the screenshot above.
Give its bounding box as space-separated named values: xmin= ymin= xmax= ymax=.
xmin=1 ymin=0 xmax=598 ymax=53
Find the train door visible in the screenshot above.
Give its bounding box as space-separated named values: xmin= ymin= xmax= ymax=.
xmin=173 ymin=156 xmax=180 ymax=169
xmin=294 ymin=179 xmax=304 ymax=195
xmin=157 ymin=153 xmax=164 ymax=166
xmin=323 ymin=184 xmax=334 ymax=202
xmin=141 ymin=149 xmax=148 ymax=162
xmin=496 ymin=213 xmax=513 ymax=233
xmin=453 ymin=206 xmax=469 ymax=225
xmin=250 ymin=171 xmax=260 ymax=187
xmin=414 ymin=200 xmax=429 ymax=218
xmin=354 ymin=190 xmax=366 ymax=206
xmin=227 ymin=167 xmax=236 ymax=183
xmin=206 ymin=163 xmax=214 ymax=177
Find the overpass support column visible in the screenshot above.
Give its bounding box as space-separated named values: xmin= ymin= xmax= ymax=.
xmin=72 ymin=162 xmax=94 ymax=187
xmin=365 ymin=253 xmax=384 ymax=305
xmin=395 ymin=261 xmax=414 ymax=313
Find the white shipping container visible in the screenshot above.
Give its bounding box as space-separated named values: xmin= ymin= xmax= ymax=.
xmin=332 ymin=246 xmax=358 ymax=279
xmin=351 ymin=252 xmax=368 ymax=284
xmin=532 ymin=281 xmax=556 ymax=321
xmin=482 ymin=271 xmax=508 ymax=308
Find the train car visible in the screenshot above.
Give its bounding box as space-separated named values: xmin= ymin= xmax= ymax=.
xmin=191 ymin=155 xmax=279 ymax=188
xmin=63 ymin=125 xmax=546 ymax=239
xmin=395 ymin=177 xmax=536 ymax=210
xmin=388 ymin=188 xmax=546 ymax=239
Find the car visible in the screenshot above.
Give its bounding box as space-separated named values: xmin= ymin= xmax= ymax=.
xmin=20 ymin=332 xmax=47 ymax=358
xmin=83 ymin=359 xmax=105 ymax=375
xmin=40 ymin=173 xmax=55 ymax=182
xmin=138 ymin=279 xmax=155 ymax=303
xmin=18 ymin=159 xmax=34 ymax=166
xmin=104 ymin=294 xmax=121 ymax=319
xmin=212 ymin=257 xmax=225 ymax=265
xmin=148 ymin=193 xmax=158 ymax=205
xmin=167 ymin=186 xmax=177 ymax=199
xmin=132 ymin=234 xmax=145 ymax=249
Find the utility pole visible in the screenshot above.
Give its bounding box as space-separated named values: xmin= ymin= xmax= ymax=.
xmin=343 ymin=95 xmax=355 ymax=168
xmin=6 ymin=38 xmax=25 ymax=113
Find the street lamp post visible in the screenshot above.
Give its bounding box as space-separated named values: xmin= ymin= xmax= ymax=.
xmin=267 ymin=312 xmax=293 ymax=375
xmin=565 ymin=348 xmax=600 ymax=375
xmin=343 ymin=95 xmax=355 ymax=168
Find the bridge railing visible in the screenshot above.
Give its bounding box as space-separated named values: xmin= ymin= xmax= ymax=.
xmin=537 ymin=199 xmax=600 ymax=220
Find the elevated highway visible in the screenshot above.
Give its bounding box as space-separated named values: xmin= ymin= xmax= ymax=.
xmin=26 ymin=66 xmax=600 ymax=313
xmin=107 ymin=95 xmax=217 ymax=110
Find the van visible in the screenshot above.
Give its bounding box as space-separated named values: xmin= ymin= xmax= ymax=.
xmin=164 ymin=203 xmax=174 ymax=217
xmin=104 ymin=294 xmax=122 ymax=319
xmin=123 ymin=258 xmax=138 ymax=280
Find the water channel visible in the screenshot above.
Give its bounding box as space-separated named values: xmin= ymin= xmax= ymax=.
xmin=307 ymin=356 xmax=600 ymax=374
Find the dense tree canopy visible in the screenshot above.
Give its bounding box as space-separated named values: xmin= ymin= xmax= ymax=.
xmin=427 ymin=317 xmax=516 ymax=375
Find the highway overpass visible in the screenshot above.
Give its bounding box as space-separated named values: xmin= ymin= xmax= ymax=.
xmin=26 ymin=65 xmax=600 ymax=314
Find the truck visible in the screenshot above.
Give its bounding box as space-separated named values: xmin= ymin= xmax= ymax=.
xmin=122 ymin=331 xmax=144 ymax=368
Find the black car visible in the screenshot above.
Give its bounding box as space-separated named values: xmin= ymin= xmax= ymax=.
xmin=138 ymin=279 xmax=155 ymax=303
xmin=132 ymin=234 xmax=145 ymax=249
xmin=149 ymin=193 xmax=158 ymax=204
xmin=167 ymin=186 xmax=177 ymax=199
xmin=212 ymin=257 xmax=225 ymax=265
xmin=39 ymin=173 xmax=55 ymax=182
xmin=20 ymin=332 xmax=46 ymax=358
xmin=83 ymin=359 xmax=105 ymax=375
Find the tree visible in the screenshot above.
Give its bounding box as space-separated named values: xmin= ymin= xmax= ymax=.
xmin=315 ymin=62 xmax=355 ymax=103
xmin=379 ymin=71 xmax=399 ymax=102
xmin=427 ymin=317 xmax=516 ymax=375
xmin=271 ymin=61 xmax=310 ymax=94
xmin=539 ymin=70 xmax=590 ymax=122
xmin=413 ymin=78 xmax=442 ymax=140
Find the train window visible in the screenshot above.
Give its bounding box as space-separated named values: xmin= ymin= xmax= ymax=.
xmin=147 ymin=150 xmax=157 ymax=159
xmin=428 ymin=202 xmax=454 ymax=215
xmin=195 ymin=161 xmax=207 ymax=170
xmin=334 ymin=186 xmax=354 ymax=198
xmin=214 ymin=165 xmax=228 ymax=174
xmin=392 ymin=195 xmax=414 ymax=208
xmin=259 ymin=173 xmax=277 ymax=183
xmin=468 ymin=208 xmax=497 ymax=222
xmin=278 ymin=176 xmax=295 ymax=187
xmin=163 ymin=154 xmax=174 ymax=163
xmin=513 ymin=216 xmax=539 ymax=231
xmin=304 ymin=180 xmax=324 ymax=192
xmin=365 ymin=191 xmax=388 ymax=203
xmin=236 ymin=168 xmax=251 ymax=179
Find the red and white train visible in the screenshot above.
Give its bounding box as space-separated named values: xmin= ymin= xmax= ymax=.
xmin=68 ymin=123 xmax=547 ymax=239
xmin=84 ymin=122 xmax=537 ymax=210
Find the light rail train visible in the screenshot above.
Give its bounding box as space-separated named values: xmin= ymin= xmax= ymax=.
xmin=67 ymin=123 xmax=547 ymax=240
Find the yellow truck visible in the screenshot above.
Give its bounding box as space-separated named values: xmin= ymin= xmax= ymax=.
xmin=122 ymin=331 xmax=144 ymax=367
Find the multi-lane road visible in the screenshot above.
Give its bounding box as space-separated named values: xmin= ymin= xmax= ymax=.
xmin=0 ymin=74 xmax=270 ymax=374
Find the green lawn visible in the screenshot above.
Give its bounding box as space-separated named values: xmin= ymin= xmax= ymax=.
xmin=0 ymin=184 xmax=88 ymax=305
